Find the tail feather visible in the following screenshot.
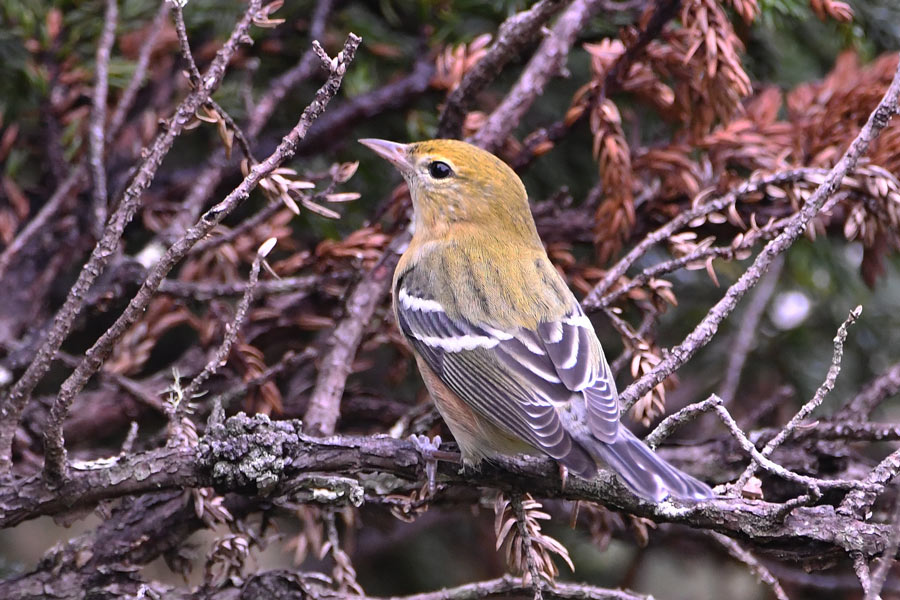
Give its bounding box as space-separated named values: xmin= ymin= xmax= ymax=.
xmin=591 ymin=428 xmax=713 ymax=502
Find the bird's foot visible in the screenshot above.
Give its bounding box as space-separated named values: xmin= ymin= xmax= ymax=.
xmin=408 ymin=434 xmax=445 ymax=496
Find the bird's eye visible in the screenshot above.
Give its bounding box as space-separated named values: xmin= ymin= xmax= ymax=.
xmin=428 ymin=161 xmax=453 ymax=179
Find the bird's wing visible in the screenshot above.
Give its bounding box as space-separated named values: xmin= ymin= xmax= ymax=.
xmin=500 ymin=302 xmax=620 ymax=443
xmin=395 ymin=276 xmax=620 ymax=473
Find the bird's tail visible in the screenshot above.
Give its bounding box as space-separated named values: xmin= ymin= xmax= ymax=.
xmin=590 ymin=428 xmax=713 ymax=502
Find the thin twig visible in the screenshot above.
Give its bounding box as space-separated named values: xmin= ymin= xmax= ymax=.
xmin=644 ymin=395 xmax=720 ymax=448
xmin=717 ymin=256 xmax=783 ymax=405
xmin=834 ymin=359 xmax=900 ymax=422
xmin=708 ymin=532 xmax=790 ymax=600
xmin=182 ymin=239 xmax=271 ymax=402
xmin=733 ymin=305 xmax=862 ymax=492
xmin=158 ymin=272 xmax=345 ymax=300
xmin=158 ymin=0 xmax=334 ymax=245
xmin=172 ymin=5 xmax=255 ymax=164
xmin=108 ymin=2 xmax=169 ymax=139
xmin=599 ymin=206 xmax=792 ymax=311
xmin=190 ymin=200 xmax=284 ymax=255
xmin=207 ymin=97 xmax=256 ymax=163
xmin=437 ymin=0 xmax=568 ymax=139
xmin=616 ymin=59 xmax=900 ymax=411
xmin=0 ymin=1 xmax=166 ymax=288
xmin=213 ymin=348 xmax=316 ymax=409
xmin=248 ymin=0 xmax=334 ymax=137
xmin=608 ymin=307 xmax=656 ymax=376
xmin=55 ymin=351 xmax=164 ymax=413
xmin=294 ymin=55 xmax=435 ymax=156
xmin=40 ymin=32 xmax=361 ymax=483
xmin=0 ymin=167 xmax=86 ymax=283
xmin=707 ymin=395 xmax=873 ymax=493
xmin=171 ymin=1 xmax=202 ymax=84
xmin=583 ymin=168 xmax=831 ymax=310
xmin=509 ymin=0 xmax=680 ymax=170
xmin=89 ymin=0 xmax=117 ymax=238
xmin=866 ymin=496 xmax=900 ymax=600
xmin=190 ymin=163 xmax=346 ymax=256
xmin=750 ymin=421 xmax=900 ymax=444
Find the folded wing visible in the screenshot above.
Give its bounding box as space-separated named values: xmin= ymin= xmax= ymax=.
xmin=395 ymin=278 xmax=622 ymax=476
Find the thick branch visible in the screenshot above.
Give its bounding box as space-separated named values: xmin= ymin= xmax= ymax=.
xmin=0 ymin=413 xmax=895 ymax=565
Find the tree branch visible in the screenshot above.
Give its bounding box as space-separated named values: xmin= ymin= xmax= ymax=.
xmin=437 ymin=0 xmax=569 ymax=139
xmin=0 ymin=0 xmax=266 ymax=473
xmin=41 ymin=32 xmax=362 ymax=483
xmin=0 ymin=412 xmax=895 ymax=567
xmin=304 ymin=232 xmax=407 ymax=435
xmin=470 ymin=0 xmax=604 ymax=152
xmin=616 ymin=55 xmax=900 ymax=411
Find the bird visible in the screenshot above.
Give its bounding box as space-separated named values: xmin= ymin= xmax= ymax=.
xmin=359 ymin=137 xmax=712 ymax=502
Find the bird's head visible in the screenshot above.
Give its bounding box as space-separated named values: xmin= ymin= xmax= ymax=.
xmin=359 ymin=138 xmax=537 ymax=241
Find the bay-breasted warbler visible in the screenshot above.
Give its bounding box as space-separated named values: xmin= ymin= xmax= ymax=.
xmin=360 ymin=138 xmax=711 ymax=502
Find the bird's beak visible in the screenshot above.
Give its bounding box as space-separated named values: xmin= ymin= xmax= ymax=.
xmin=358 ymin=138 xmax=413 ymax=175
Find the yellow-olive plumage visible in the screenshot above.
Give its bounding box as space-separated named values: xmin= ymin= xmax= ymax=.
xmin=360 ymin=138 xmax=712 ymax=502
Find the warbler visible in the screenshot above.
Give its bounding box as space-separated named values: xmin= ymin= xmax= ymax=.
xmin=360 ymin=138 xmax=712 ymax=502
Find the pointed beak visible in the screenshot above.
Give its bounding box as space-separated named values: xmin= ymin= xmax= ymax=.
xmin=359 ymin=138 xmax=413 ymax=175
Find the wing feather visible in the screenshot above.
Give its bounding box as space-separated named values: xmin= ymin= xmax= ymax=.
xmin=395 ymin=272 xmax=618 ymax=471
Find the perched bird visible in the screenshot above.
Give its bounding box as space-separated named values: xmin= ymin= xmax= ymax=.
xmin=360 ymin=138 xmax=712 ymax=502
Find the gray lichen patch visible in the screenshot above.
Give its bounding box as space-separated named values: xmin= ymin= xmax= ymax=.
xmin=199 ymin=412 xmax=302 ymax=495
xmin=278 ymin=474 xmax=365 ymax=508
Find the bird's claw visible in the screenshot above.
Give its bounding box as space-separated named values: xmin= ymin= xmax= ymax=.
xmin=409 ymin=434 xmax=443 ymax=496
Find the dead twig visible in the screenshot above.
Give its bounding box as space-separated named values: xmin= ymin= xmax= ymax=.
xmin=733 ymin=305 xmax=862 ymax=492
xmin=158 ymin=0 xmax=334 ymax=245
xmin=708 ymin=532 xmax=790 ymax=600
xmin=182 ymin=239 xmax=273 ymax=402
xmin=583 ymin=168 xmax=832 ymax=310
xmin=88 ymin=0 xmax=117 ymax=238
xmin=303 ymin=231 xmax=407 ymax=436
xmin=107 ymin=2 xmax=169 ymax=139
xmin=834 ymin=359 xmax=900 ymax=422
xmin=158 ymin=272 xmax=345 ymax=300
xmin=717 ymin=256 xmax=783 ymax=405
xmin=0 ymin=0 xmax=267 ymax=474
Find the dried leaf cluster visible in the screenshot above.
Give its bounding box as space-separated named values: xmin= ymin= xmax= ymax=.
xmin=494 ymin=493 xmax=574 ymax=584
